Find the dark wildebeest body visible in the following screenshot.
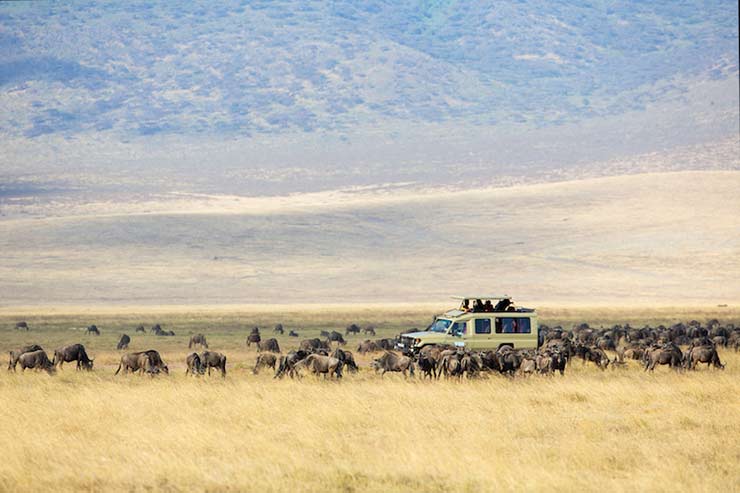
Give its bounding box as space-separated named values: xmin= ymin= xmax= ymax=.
xmin=289 ymin=330 xmax=299 ymax=337
xmin=246 ymin=328 xmax=261 ymax=347
xmin=357 ymin=340 xmax=380 ymax=354
xmin=363 ymin=325 xmax=376 ymax=336
xmin=345 ymin=324 xmax=361 ymax=336
xmin=185 ymin=353 xmax=204 ymax=375
xmin=15 ymin=321 xmax=29 ymax=331
xmin=117 ymin=334 xmax=131 ymax=350
xmin=643 ymin=344 xmax=682 ymax=371
xmin=274 ymin=324 xmax=284 ymax=334
xmin=376 ymin=338 xmax=396 ymax=351
xmin=275 ymin=350 xmax=310 ymax=379
xmin=685 ymin=346 xmax=724 ymax=370
xmin=257 ymin=338 xmax=280 ymax=353
xmin=18 ymin=350 xmax=55 ymax=374
xmin=300 ymin=338 xmax=329 ymax=352
xmin=293 ymin=354 xmax=343 ymax=379
xmin=87 ymin=325 xmax=100 ymax=336
xmin=328 ymin=331 xmax=346 ymax=345
xmin=53 ymin=344 xmax=93 ymax=370
xmin=115 ymin=350 xmax=168 ymax=375
xmin=373 ymin=352 xmax=414 ymax=377
xmin=200 ymin=351 xmax=227 ymax=377
xmin=8 ymin=344 xmax=44 ymax=371
xmin=135 ymin=325 xmax=146 ymax=333
xmin=331 ymin=348 xmax=358 ymax=373
xmin=253 ymin=353 xmax=277 ymax=374
xmin=189 ymin=333 xmax=208 ymax=349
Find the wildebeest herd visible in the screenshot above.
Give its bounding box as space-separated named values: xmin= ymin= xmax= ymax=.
xmin=6 ymin=320 xmax=736 ymax=379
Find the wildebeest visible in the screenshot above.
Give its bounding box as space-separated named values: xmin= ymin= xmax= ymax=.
xmin=345 ymin=324 xmax=361 ymax=335
xmin=643 ymin=344 xmax=682 ymax=371
xmin=372 ymin=351 xmax=415 ymax=377
xmin=684 ymin=345 xmax=724 ymax=370
xmin=117 ymin=334 xmax=131 ymax=350
xmin=376 ymin=338 xmax=396 ymax=350
xmin=331 ymin=348 xmax=358 ymax=373
xmin=320 ymin=330 xmax=331 ymax=338
xmin=246 ymin=327 xmax=261 ymax=346
xmin=289 ymin=330 xmax=299 ymax=337
xmin=257 ymin=338 xmax=280 ymax=353
xmin=363 ymin=325 xmax=376 ymax=336
xmin=8 ymin=344 xmax=44 ymax=371
xmin=53 ymin=344 xmax=94 ymax=370
xmin=299 ymin=338 xmax=329 ymax=352
xmin=185 ymin=353 xmax=204 ymax=376
xmin=15 ymin=321 xmax=29 ymax=331
xmin=200 ymin=351 xmax=227 ymax=377
xmin=328 ymin=331 xmax=346 ymax=345
xmin=135 ymin=325 xmax=146 ymax=333
xmin=356 ymin=340 xmax=380 ymax=354
xmin=274 ymin=350 xmax=310 ymax=379
xmin=189 ymin=333 xmax=208 ymax=349
xmin=87 ymin=325 xmax=100 ymax=336
xmin=274 ymin=324 xmax=284 ymax=334
xmin=17 ymin=350 xmax=55 ymax=374
xmin=293 ymin=354 xmax=343 ymax=379
xmin=115 ymin=350 xmax=168 ymax=376
xmin=253 ymin=353 xmax=277 ymax=374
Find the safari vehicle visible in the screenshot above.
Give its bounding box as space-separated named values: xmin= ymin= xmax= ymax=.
xmin=398 ymin=296 xmax=538 ymax=353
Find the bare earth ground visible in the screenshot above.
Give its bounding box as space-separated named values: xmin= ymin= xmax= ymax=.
xmin=0 ymin=306 xmax=738 ymax=492
xmin=1 ymin=170 xmax=739 ymax=306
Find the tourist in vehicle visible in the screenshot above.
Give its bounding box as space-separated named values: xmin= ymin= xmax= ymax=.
xmin=473 ymin=299 xmax=484 ymax=312
xmin=494 ymin=298 xmax=513 ymax=311
xmin=460 ymin=299 xmax=471 ymax=312
xmin=483 ymin=300 xmax=494 ymax=312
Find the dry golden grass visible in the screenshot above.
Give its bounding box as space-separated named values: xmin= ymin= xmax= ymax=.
xmin=0 ymin=307 xmax=738 ymax=492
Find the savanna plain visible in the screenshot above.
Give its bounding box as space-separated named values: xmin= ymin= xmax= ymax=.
xmin=0 ymin=306 xmax=738 ymax=492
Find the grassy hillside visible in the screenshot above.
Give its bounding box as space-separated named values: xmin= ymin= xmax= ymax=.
xmin=1 ymin=171 xmax=738 ymax=306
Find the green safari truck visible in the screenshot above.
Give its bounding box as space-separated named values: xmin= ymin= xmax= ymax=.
xmin=397 ymin=296 xmax=538 ymax=353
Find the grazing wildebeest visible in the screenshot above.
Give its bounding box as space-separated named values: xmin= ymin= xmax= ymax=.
xmin=15 ymin=321 xmax=29 ymax=331
xmin=115 ymin=350 xmax=168 ymax=375
xmin=376 ymin=338 xmax=396 ymax=350
xmin=253 ymin=353 xmax=277 ymax=374
xmin=345 ymin=324 xmax=361 ymax=336
xmin=331 ymin=348 xmax=358 ymax=373
xmin=135 ymin=325 xmax=146 ymax=333
xmin=53 ymin=344 xmax=94 ymax=370
xmin=257 ymin=338 xmax=280 ymax=353
xmin=274 ymin=350 xmax=310 ymax=379
xmin=299 ymin=338 xmax=328 ymax=352
xmin=117 ymin=334 xmax=131 ymax=350
xmin=8 ymin=344 xmax=44 ymax=371
xmin=460 ymin=352 xmax=483 ymax=378
xmin=17 ymin=350 xmax=55 ymax=374
xmin=320 ymin=330 xmax=331 ymax=338
xmin=289 ymin=330 xmax=299 ymax=337
xmin=643 ymin=344 xmax=682 ymax=371
xmin=363 ymin=325 xmax=376 ymax=336
xmin=685 ymin=345 xmax=724 ymax=370
xmin=246 ymin=328 xmax=261 ymax=347
xmin=274 ymin=324 xmax=284 ymax=334
xmin=185 ymin=353 xmax=204 ymax=375
xmin=293 ymin=354 xmax=343 ymax=379
xmin=438 ymin=351 xmax=462 ymax=379
xmin=372 ymin=352 xmax=414 ymax=377
xmin=87 ymin=325 xmax=100 ymax=336
xmin=328 ymin=331 xmax=346 ymax=345
xmin=417 ymin=352 xmax=437 ymax=379
xmin=520 ymin=357 xmax=537 ymax=375
xmin=356 ymin=340 xmax=380 ymax=354
xmin=200 ymin=351 xmax=227 ymax=377
xmin=189 ymin=333 xmax=208 ymax=349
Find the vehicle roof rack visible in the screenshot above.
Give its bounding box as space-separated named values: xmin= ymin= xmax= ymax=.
xmin=451 ymin=295 xmax=511 ymax=300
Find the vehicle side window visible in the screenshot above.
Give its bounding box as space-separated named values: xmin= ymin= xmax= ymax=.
xmin=474 ymin=319 xmax=491 ymax=334
xmin=495 ymin=318 xmax=531 ymax=334
xmin=451 ymin=322 xmax=467 ymax=336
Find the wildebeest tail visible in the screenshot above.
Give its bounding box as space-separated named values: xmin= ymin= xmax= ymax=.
xmin=114 ymin=362 xmax=122 ymax=375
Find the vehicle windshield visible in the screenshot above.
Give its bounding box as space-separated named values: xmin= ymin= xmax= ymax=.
xmin=428 ymin=319 xmax=452 ymax=333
